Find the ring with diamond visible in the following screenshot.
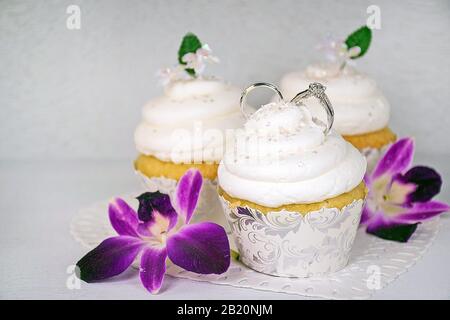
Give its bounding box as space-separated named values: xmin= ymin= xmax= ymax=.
xmin=290 ymin=82 xmax=334 ymax=135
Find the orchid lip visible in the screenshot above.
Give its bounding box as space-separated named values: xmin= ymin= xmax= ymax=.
xmin=141 ymin=229 xmax=176 ymax=246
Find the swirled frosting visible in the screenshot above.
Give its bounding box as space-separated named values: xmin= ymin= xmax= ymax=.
xmin=134 ymin=78 xmax=244 ymax=163
xmin=280 ymin=63 xmax=390 ymax=135
xmin=218 ymin=101 xmax=366 ymax=206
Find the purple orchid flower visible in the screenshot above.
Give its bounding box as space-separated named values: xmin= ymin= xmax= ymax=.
xmin=76 ymin=169 xmax=230 ymax=294
xmin=361 ymin=138 xmax=449 ymax=242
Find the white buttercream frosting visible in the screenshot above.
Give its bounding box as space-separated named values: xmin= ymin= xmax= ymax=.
xmin=134 ymin=78 xmax=244 ymax=163
xmin=280 ymin=63 xmax=390 ymax=135
xmin=218 ymin=101 xmax=366 ymax=206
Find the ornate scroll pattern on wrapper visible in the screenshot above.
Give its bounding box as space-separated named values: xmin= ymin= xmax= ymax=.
xmin=220 ymin=196 xmax=364 ymax=277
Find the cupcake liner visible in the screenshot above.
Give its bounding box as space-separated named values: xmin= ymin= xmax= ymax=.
xmin=219 ymin=195 xmax=365 ymax=277
xmin=135 ymin=171 xmax=228 ymax=228
xmin=361 ymin=144 xmax=391 ymax=172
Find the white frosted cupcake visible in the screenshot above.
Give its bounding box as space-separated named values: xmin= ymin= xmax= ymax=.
xmin=280 ymin=27 xmax=396 ymax=170
xmin=134 ymin=33 xmax=244 ymax=225
xmin=218 ymin=83 xmax=367 ymax=277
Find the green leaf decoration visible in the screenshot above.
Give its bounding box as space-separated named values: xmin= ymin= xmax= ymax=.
xmin=178 ymin=32 xmax=202 ymax=77
xmin=368 ymin=223 xmax=419 ymax=243
xmin=344 ymin=26 xmax=372 ymax=59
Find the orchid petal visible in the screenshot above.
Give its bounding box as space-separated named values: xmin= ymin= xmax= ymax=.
xmin=76 ymin=236 xmax=144 ymax=282
xmin=360 ymin=205 xmax=375 ymax=225
xmin=174 ymin=169 xmax=203 ymax=224
xmin=136 ymin=192 xmax=178 ymax=231
xmin=365 ymin=212 xmax=390 ymax=233
xmin=167 ymin=222 xmax=230 ymax=274
xmin=363 ymin=172 xmax=372 ymax=185
xmin=398 ymin=166 xmax=442 ymax=203
xmin=108 ymin=198 xmax=139 ymax=237
xmin=364 ymin=210 xmax=419 ymax=244
xmin=372 ymin=138 xmax=414 ymax=179
xmin=367 ymin=223 xmax=419 ymax=243
xmin=396 ymin=201 xmax=450 ymax=223
xmin=139 ymin=246 xmax=168 ymax=294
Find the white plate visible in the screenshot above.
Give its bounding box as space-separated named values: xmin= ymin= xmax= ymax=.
xmin=70 ymin=193 xmax=440 ymax=299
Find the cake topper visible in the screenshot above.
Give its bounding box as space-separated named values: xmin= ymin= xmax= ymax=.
xmin=156 ymin=33 xmax=219 ymax=86
xmin=240 ymin=82 xmax=334 ymax=135
xmin=316 ymin=25 xmax=372 ymax=71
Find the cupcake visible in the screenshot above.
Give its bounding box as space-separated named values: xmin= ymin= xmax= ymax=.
xmin=134 ymin=33 xmax=244 ymax=225
xmin=280 ymin=26 xmax=396 ymax=170
xmin=218 ymin=82 xmax=367 ymax=277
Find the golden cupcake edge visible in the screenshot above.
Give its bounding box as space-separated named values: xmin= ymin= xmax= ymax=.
xmin=218 ymin=182 xmax=367 ymax=216
xmin=343 ymin=127 xmax=396 ymax=150
xmin=134 ymin=154 xmax=219 ymax=181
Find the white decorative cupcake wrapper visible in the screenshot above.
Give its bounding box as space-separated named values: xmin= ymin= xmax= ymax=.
xmin=219 ymin=195 xmax=364 ymax=277
xmin=70 ymin=194 xmax=440 ymax=299
xmin=135 ymin=171 xmax=228 ymax=228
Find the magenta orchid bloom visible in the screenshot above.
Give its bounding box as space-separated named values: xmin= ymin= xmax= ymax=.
xmin=361 ymin=138 xmax=449 ymax=242
xmin=76 ymin=169 xmax=230 ymax=294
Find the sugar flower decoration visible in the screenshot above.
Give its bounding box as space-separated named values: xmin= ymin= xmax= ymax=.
xmin=155 ymin=66 xmax=186 ymax=86
xmin=317 ymin=26 xmax=372 ymax=70
xmin=182 ymin=44 xmax=219 ymax=76
xmin=316 ymin=35 xmax=360 ymax=64
xmin=361 ymin=138 xmax=449 ymax=242
xmin=76 ymin=169 xmax=230 ymax=294
xmin=156 ymin=33 xmax=219 ymax=86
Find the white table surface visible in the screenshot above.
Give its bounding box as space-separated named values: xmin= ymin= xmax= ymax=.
xmin=1 ymin=155 xmax=449 ymax=300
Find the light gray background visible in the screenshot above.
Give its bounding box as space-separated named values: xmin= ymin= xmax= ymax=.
xmin=1 ymin=0 xmax=449 ymax=300
xmin=1 ymin=0 xmax=449 ymax=160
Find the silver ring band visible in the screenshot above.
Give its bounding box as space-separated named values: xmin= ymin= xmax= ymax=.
xmin=240 ymin=82 xmax=284 ymax=119
xmin=290 ymin=83 xmax=334 ymax=135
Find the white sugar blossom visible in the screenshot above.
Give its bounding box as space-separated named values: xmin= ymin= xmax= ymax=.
xmin=316 ymin=34 xmax=360 ymax=67
xmin=156 ymin=43 xmax=220 ymax=86
xmin=155 ymin=65 xmax=185 ymax=86
xmin=182 ymin=44 xmax=219 ymax=75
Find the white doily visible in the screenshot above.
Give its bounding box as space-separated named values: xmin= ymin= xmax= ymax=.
xmin=70 ymin=193 xmax=440 ymax=299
